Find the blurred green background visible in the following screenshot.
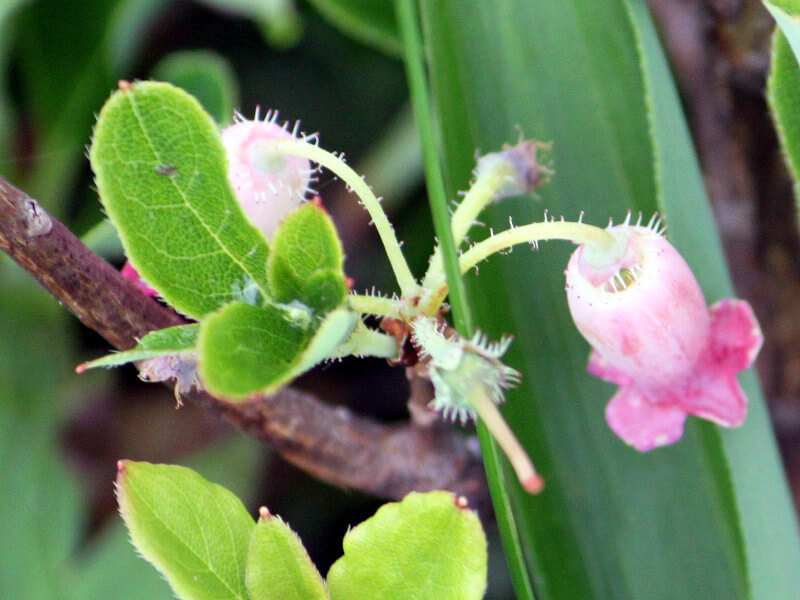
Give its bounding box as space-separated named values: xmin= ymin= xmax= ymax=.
xmin=1 ymin=1 xmax=799 ymax=599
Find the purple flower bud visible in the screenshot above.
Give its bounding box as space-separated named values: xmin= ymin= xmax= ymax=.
xmin=565 ymin=224 xmax=762 ymax=451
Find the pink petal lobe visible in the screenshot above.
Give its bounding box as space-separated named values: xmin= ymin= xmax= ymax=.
xmin=588 ymin=349 xmax=633 ymax=386
xmin=708 ymin=299 xmax=763 ymax=372
xmin=677 ymin=366 xmax=748 ymax=427
xmin=605 ymin=385 xmax=687 ymax=451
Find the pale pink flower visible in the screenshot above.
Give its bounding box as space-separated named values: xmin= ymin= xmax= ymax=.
xmin=565 ymin=224 xmax=762 ymax=451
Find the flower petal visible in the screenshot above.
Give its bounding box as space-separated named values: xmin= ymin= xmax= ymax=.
xmin=708 ymin=299 xmax=763 ymax=372
xmin=587 ymin=349 xmax=633 ymax=386
xmin=677 ymin=369 xmax=748 ymax=427
xmin=605 ymin=385 xmax=687 ymax=451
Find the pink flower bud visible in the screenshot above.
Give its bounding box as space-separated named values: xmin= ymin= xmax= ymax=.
xmin=221 ymin=112 xmax=314 ymax=239
xmin=121 ymin=260 xmax=158 ymax=297
xmin=565 ymin=224 xmax=763 ymax=451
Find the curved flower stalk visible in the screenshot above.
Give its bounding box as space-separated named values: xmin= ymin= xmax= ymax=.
xmin=565 ymin=222 xmax=763 ymax=451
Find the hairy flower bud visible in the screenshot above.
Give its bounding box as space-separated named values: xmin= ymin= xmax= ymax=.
xmin=221 ymin=112 xmax=314 ymax=239
xmin=565 ymin=224 xmax=762 ymax=451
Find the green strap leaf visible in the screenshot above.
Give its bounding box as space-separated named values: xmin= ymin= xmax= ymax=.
xmin=327 ymin=491 xmax=487 ymax=600
xmin=116 ymin=461 xmax=255 ymax=600
xmin=90 ymin=80 xmax=271 ymax=319
xmin=305 ymin=0 xmax=400 ymax=55
xmin=767 ymin=1 xmax=800 ymax=197
xmin=246 ymin=510 xmax=329 ymax=600
xmin=78 ymin=324 xmax=199 ymax=371
xmin=417 ymin=1 xmax=773 ymax=599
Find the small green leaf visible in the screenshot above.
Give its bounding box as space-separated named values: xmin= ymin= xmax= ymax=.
xmin=90 ymin=80 xmax=271 ymax=319
xmin=198 ymin=302 xmax=358 ymax=399
xmin=268 ymin=202 xmax=347 ymax=312
xmin=150 ymin=50 xmax=239 ymax=125
xmin=116 ymin=461 xmax=255 ymax=600
xmin=327 ymin=491 xmax=487 ymax=600
xmin=301 ymin=269 xmax=349 ymax=315
xmin=78 ymin=324 xmax=199 ymax=371
xmin=198 ymin=301 xmax=309 ymax=399
xmin=305 ymin=0 xmax=400 ymax=55
xmin=246 ymin=509 xmax=329 ymax=600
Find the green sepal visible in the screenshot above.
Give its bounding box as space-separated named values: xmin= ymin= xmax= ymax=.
xmin=116 ymin=461 xmax=255 ymax=600
xmin=326 ymin=491 xmax=487 ymax=600
xmin=78 ymin=324 xmax=199 ymax=371
xmin=268 ymin=202 xmax=347 ymax=313
xmin=246 ymin=510 xmax=329 ymax=600
xmin=295 ymin=307 xmax=359 ymax=373
xmin=90 ymin=80 xmax=271 ymax=319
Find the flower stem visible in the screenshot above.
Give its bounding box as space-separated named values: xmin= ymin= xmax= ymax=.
xmin=458 ymin=221 xmax=617 ymax=274
xmin=394 ymin=0 xmax=474 ymax=334
xmin=421 ymin=158 xmax=517 ymax=308
xmin=473 ymin=393 xmax=544 ymax=494
xmin=269 ymin=138 xmax=418 ymax=298
xmin=349 ymin=293 xmax=404 ymax=319
xmin=421 ymin=220 xmax=618 ymax=315
xmin=451 ymin=160 xmax=517 ymax=247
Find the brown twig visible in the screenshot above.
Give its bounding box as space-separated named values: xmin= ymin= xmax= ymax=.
xmin=0 ymin=174 xmax=487 ymax=505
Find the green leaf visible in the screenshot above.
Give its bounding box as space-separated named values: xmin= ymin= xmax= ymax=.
xmin=305 ymin=0 xmax=400 ymax=55
xmin=116 ymin=461 xmax=255 ymax=600
xmin=12 ymin=0 xmax=120 ymax=211
xmin=198 ymin=301 xmax=358 ymax=399
xmin=76 ymin=435 xmax=264 ymax=600
xmin=195 ymin=0 xmax=303 ymax=48
xmin=90 ymin=81 xmax=271 ymax=319
xmin=300 ymin=269 xmax=349 ymax=315
xmin=268 ymin=202 xmax=347 ymax=313
xmin=199 ymin=301 xmax=309 ymax=399
xmin=78 ymin=324 xmax=199 ymax=371
xmin=106 ymin=0 xmax=170 ymax=74
xmin=415 ymin=1 xmax=790 ymax=599
xmin=151 ymin=50 xmax=240 ymax=125
xmin=767 ymin=1 xmax=800 ymax=196
xmin=327 ymin=491 xmax=487 ymax=600
xmin=246 ymin=510 xmax=328 ymax=600
xmin=0 ymin=277 xmax=79 ymax=599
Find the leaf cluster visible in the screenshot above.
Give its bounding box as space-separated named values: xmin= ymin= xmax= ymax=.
xmin=117 ymin=461 xmax=488 ymax=600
